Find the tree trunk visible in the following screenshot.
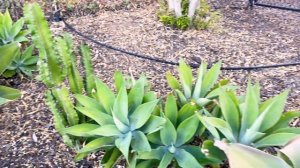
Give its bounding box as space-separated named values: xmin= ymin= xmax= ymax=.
xmin=173 ymin=0 xmax=182 ymax=17
xmin=188 ymin=0 xmax=200 ymax=19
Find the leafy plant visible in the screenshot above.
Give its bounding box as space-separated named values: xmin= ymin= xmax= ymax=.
xmin=215 ymin=137 xmax=300 ymax=168
xmin=0 ymin=9 xmax=28 ymax=45
xmin=197 ymin=83 xmax=300 ymax=148
xmin=157 ymin=0 xmax=219 ymax=30
xmin=2 ymin=45 xmax=38 ymax=77
xmin=166 ymin=60 xmax=234 ymax=110
xmin=63 ymin=75 xmax=165 ymax=167
xmin=0 ymin=43 xmax=21 ymax=105
xmin=137 ymin=94 xmax=219 ymax=168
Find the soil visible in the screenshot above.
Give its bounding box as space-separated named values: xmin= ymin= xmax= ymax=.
xmin=0 ymin=0 xmax=300 ymax=167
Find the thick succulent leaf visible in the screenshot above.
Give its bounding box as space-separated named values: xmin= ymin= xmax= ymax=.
xmin=254 ymin=133 xmax=300 ymax=148
xmin=200 ymin=62 xmax=221 ymax=97
xmin=158 ymin=152 xmax=174 ymax=168
xmin=178 ymin=60 xmax=193 ymax=99
xmin=0 ymin=85 xmax=21 ymax=105
xmin=279 ymin=137 xmax=300 ymax=168
xmin=128 ymin=76 xmax=146 ymax=113
xmin=266 ymin=111 xmax=300 ymax=134
xmin=138 ymin=146 xmax=166 ymax=160
xmin=95 ymin=79 xmax=115 ymax=114
xmin=160 ymin=118 xmax=177 ymax=146
xmin=11 ymin=18 xmax=25 ymax=40
xmin=240 ymin=83 xmax=259 ymax=137
xmin=63 ymin=124 xmax=99 ymax=137
xmin=259 ymin=90 xmax=289 ymax=132
xmin=140 ymin=115 xmax=166 ymax=134
xmin=166 ymin=71 xmax=181 ymax=90
xmin=131 ymin=131 xmax=152 ymax=152
xmin=165 ymin=94 xmax=178 ymax=126
xmin=113 ymin=86 xmax=129 ymax=126
xmin=174 ymin=148 xmax=203 ymax=168
xmin=177 ymin=102 xmax=198 ymax=124
xmin=80 ymin=44 xmax=95 ymax=95
xmin=215 ymin=141 xmax=291 ymax=168
xmin=77 ymin=137 xmax=115 ymax=153
xmin=175 ymin=89 xmax=188 ymax=105
xmin=0 ymin=43 xmax=19 ymax=74
xmin=143 ymin=91 xmax=157 ymax=103
xmin=75 ymin=106 xmax=114 ymax=125
xmin=201 ymin=140 xmax=226 ymax=163
xmin=176 ymin=115 xmax=199 ymax=146
xmin=206 ymin=85 xmax=238 ymax=99
xmin=101 ymin=148 xmax=122 ymax=168
xmin=196 ymin=112 xmax=220 ymax=140
xmin=75 ymin=94 xmax=105 ymax=112
xmin=114 ymin=71 xmax=125 ymax=92
xmin=130 ymin=100 xmax=159 ymax=130
xmin=273 ymin=127 xmax=300 ymax=134
xmin=203 ymin=116 xmax=236 ymax=142
xmin=147 ymin=132 xmax=163 ymax=145
xmin=192 ymin=62 xmax=207 ymax=99
xmin=196 ymin=98 xmax=212 ymax=107
xmin=219 ymin=91 xmax=240 ymax=138
xmin=88 ymin=125 xmax=121 ymax=137
xmin=115 ymin=132 xmax=132 ymax=161
xmin=136 ymin=160 xmax=159 ymax=168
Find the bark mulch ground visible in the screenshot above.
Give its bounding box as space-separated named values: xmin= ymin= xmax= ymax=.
xmin=0 ymin=0 xmax=299 ymax=167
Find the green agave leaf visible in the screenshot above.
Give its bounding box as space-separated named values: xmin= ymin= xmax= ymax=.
xmin=130 ymin=100 xmax=159 ymax=130
xmin=0 ymin=85 xmax=21 ymax=105
xmin=74 ymin=152 xmax=89 ymax=162
xmin=279 ymin=137 xmax=300 ymax=168
xmin=177 ymin=102 xmax=198 ymax=123
xmin=240 ymin=83 xmax=259 ymax=137
xmin=88 ymin=125 xmax=121 ymax=137
xmin=147 ymin=131 xmax=163 ymax=145
xmin=113 ymin=86 xmax=129 ymax=125
xmin=174 ymin=148 xmax=203 ymax=168
xmin=140 ymin=115 xmax=166 ymax=134
xmin=192 ymin=62 xmax=207 ymax=99
xmin=165 ymin=94 xmax=178 ymax=126
xmin=136 ymin=160 xmax=159 ymax=168
xmin=95 ymin=78 xmax=115 ymax=114
xmin=0 ymin=43 xmax=19 ymax=74
xmin=176 ymin=115 xmax=199 ymax=146
xmin=203 ymin=116 xmax=236 ymax=142
xmin=240 ymin=128 xmax=265 ymax=145
xmin=75 ymin=106 xmax=114 ymax=125
xmin=215 ymin=141 xmax=291 ymax=168
xmin=273 ymin=127 xmax=300 ymax=134
xmin=259 ymin=90 xmax=289 ymax=132
xmin=266 ymin=111 xmax=300 ymax=134
xmin=143 ymin=91 xmax=157 ymax=103
xmin=101 ymin=148 xmax=122 ymax=168
xmin=206 ymin=85 xmax=238 ymax=99
xmin=178 ymin=60 xmax=193 ymax=99
xmin=113 ymin=71 xmax=125 ymax=92
xmin=160 ymin=118 xmax=177 ymax=146
xmin=11 ymin=18 xmax=25 ymax=40
xmin=200 ymin=62 xmax=221 ymax=97
xmin=195 ymin=98 xmax=212 ymax=107
xmin=137 ymin=146 xmax=166 ymax=160
xmin=175 ymin=89 xmax=188 ymax=105
xmin=77 ymin=137 xmax=114 ymax=153
xmin=196 ymin=111 xmax=220 ymax=140
xmin=201 ymin=140 xmax=226 ymax=163
xmin=131 ymin=131 xmax=151 ymax=152
xmin=75 ymin=94 xmax=105 ymax=112
xmin=128 ymin=76 xmax=146 ymax=113
xmin=158 ymin=152 xmax=174 ymax=168
xmin=219 ymin=91 xmax=240 ymax=138
xmin=254 ymin=133 xmax=300 ymax=148
xmin=115 ymin=132 xmax=132 ymax=161
xmin=63 ymin=123 xmax=99 ymax=137
xmin=166 ymin=71 xmax=181 ymax=90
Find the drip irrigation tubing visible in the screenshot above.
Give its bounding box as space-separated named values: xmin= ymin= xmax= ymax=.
xmin=61 ymin=18 xmax=300 ymax=71
xmin=254 ymin=3 xmax=300 ymax=12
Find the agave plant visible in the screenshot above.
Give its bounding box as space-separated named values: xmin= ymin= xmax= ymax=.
xmin=215 ymin=137 xmax=300 ymax=168
xmin=166 ymin=60 xmax=234 ymax=109
xmin=3 ymin=45 xmax=38 ymax=77
xmin=136 ymin=94 xmax=221 ymax=168
xmin=0 ymin=42 xmax=21 ymax=105
xmin=197 ymin=83 xmax=300 ymax=148
xmin=0 ymin=9 xmax=28 ymax=45
xmin=63 ymin=76 xmax=165 ymax=167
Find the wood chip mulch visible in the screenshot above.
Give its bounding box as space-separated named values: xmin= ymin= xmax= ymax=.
xmin=0 ymin=0 xmax=299 ymax=167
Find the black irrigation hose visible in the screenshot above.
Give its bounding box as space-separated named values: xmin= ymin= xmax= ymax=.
xmin=62 ymin=18 xmax=300 ymax=71
xmin=254 ymin=3 xmax=300 ymax=12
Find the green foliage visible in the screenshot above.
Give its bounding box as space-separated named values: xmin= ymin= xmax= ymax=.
xmin=157 ymin=0 xmax=220 ymax=30
xmin=0 ymin=43 xmax=21 ymax=105
xmin=197 ymin=83 xmax=300 ymax=148
xmin=3 ymin=45 xmax=38 ymax=77
xmin=215 ymin=137 xmax=300 ymax=168
xmin=63 ymin=75 xmax=165 ymax=167
xmin=0 ymin=9 xmax=28 ymax=45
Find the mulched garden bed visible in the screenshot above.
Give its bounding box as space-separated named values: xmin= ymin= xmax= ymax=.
xmin=1 ymin=0 xmax=299 ymax=167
